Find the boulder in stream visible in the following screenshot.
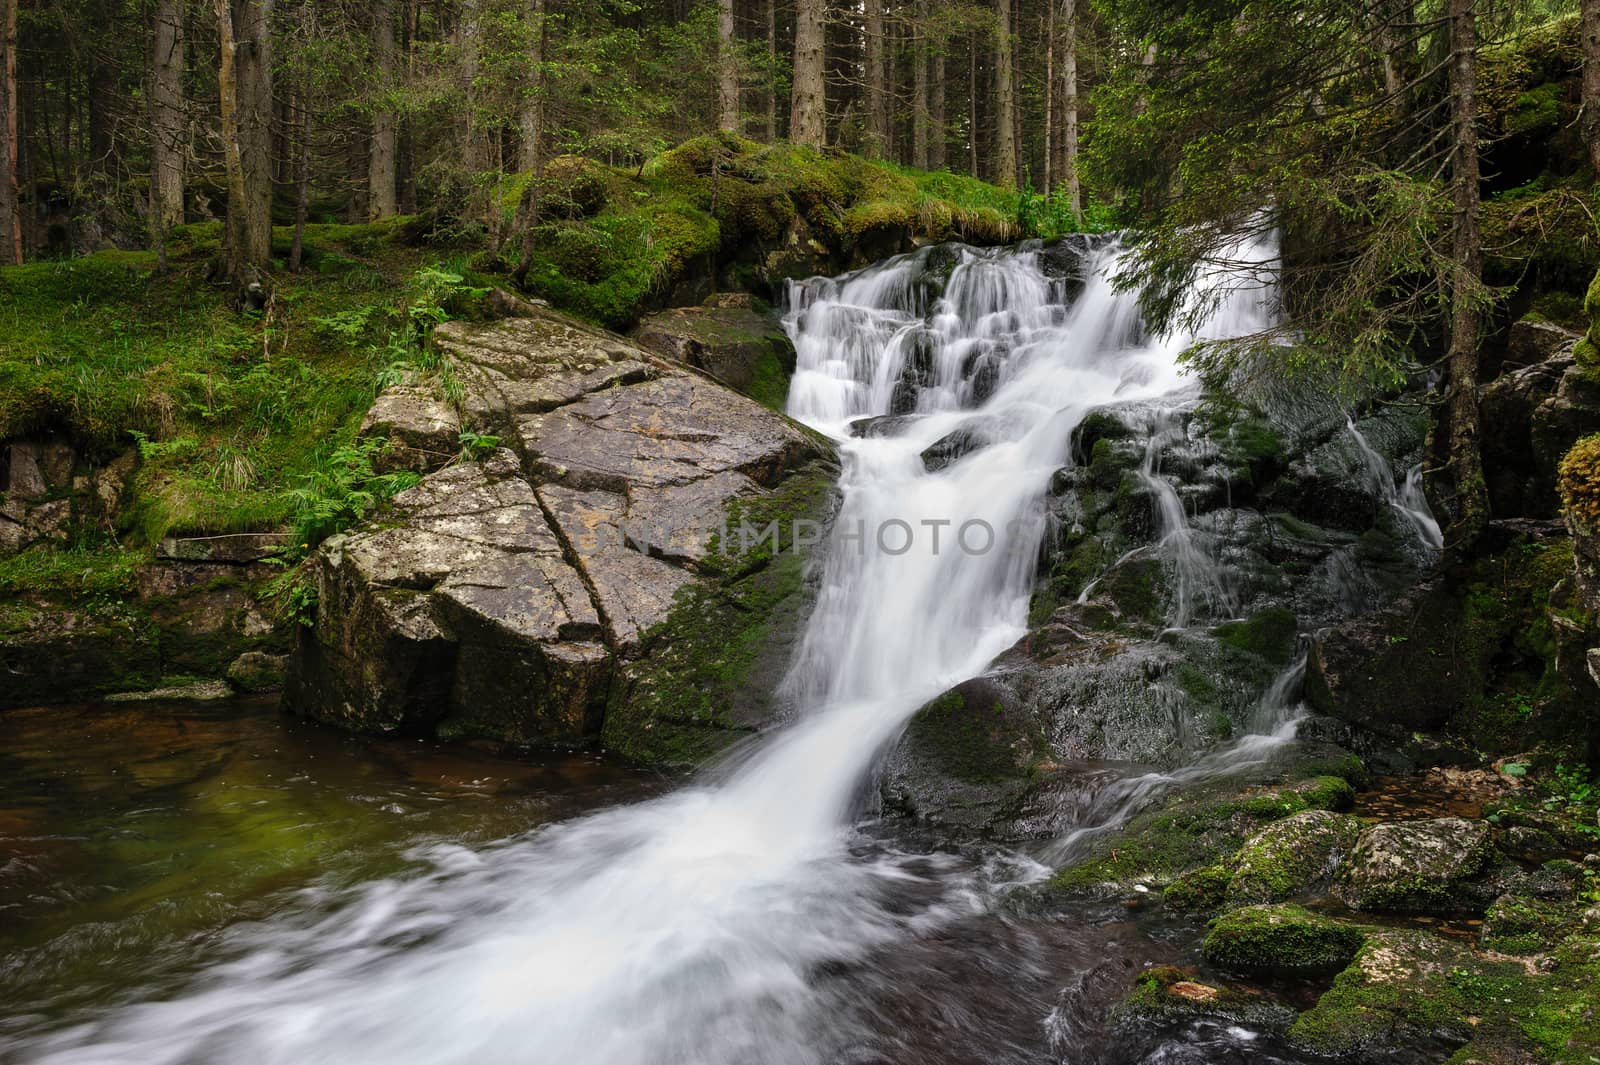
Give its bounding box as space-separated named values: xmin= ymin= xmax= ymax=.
xmin=283 ymin=308 xmax=836 ymax=763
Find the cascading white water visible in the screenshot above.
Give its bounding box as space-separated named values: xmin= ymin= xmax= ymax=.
xmin=1347 ymin=418 xmax=1444 ymax=551
xmin=7 ymin=237 xmax=1281 ymax=1065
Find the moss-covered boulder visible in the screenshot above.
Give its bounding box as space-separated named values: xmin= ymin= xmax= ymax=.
xmin=1046 ymin=772 xmax=1364 ymax=897
xmin=1288 ymin=926 xmax=1600 ymax=1064
xmin=1334 ymin=817 xmax=1499 ymax=916
xmin=1202 ymin=903 xmax=1368 ymax=976
xmin=1225 ymin=809 xmax=1364 ymax=908
xmin=514 ymin=134 xmax=1026 ymax=330
xmin=1110 ymin=965 xmax=1296 ymax=1036
xmin=1480 ymin=891 xmax=1584 ymax=953
xmin=633 ymin=296 xmax=796 ymax=412
xmin=285 ymin=308 xmax=836 ymax=762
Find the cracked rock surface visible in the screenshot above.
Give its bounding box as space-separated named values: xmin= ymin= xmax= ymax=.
xmin=284 ymin=307 xmax=836 ymax=761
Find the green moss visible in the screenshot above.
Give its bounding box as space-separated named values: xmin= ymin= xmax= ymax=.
xmin=1480 ymin=893 xmax=1581 ymax=953
xmin=1289 ymin=926 xmax=1600 ymax=1063
xmin=744 ymin=348 xmax=792 ymax=412
xmin=601 ymin=461 xmax=835 ymax=766
xmin=514 ymin=135 xmax=1040 ymax=330
xmin=0 ymin=222 xmax=449 ymax=546
xmin=1164 ymin=864 xmax=1234 ymax=913
xmin=1203 ymin=904 xmax=1367 ymax=975
xmin=1046 ymin=774 xmax=1359 ymax=893
xmin=1213 ymin=607 xmax=1299 ymax=666
xmin=902 ymin=686 xmax=1044 ymax=785
xmin=0 ymin=545 xmax=144 ymax=598
xmin=1111 ymin=965 xmax=1297 ymax=1033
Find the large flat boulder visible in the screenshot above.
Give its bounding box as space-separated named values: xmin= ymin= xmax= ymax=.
xmin=285 ymin=309 xmax=836 ymax=762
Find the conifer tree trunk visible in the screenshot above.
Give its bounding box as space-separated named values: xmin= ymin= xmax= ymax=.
xmin=289 ymin=0 xmax=311 ymax=271
xmin=1583 ymin=0 xmax=1600 ymax=180
xmin=151 ymin=0 xmax=186 ymax=237
xmin=369 ymin=0 xmax=398 ymax=217
xmin=913 ymin=0 xmax=929 ymax=168
xmin=216 ymin=0 xmax=274 ymax=287
xmin=0 ymin=0 xmax=19 ymax=264
xmin=1061 ymin=0 xmax=1080 ymax=218
xmin=1440 ymin=0 xmax=1487 ymax=552
xmin=718 ymin=0 xmax=739 ymax=131
xmin=864 ymin=0 xmax=888 ymax=157
xmin=518 ymin=0 xmax=545 ymax=169
xmin=930 ymin=32 xmax=945 ymax=169
xmin=765 ymin=0 xmax=777 ymax=140
xmin=1043 ymin=0 xmax=1055 ymax=194
xmin=790 ymin=0 xmax=826 ymax=147
xmin=969 ymin=37 xmax=978 ymax=177
xmin=994 ymin=0 xmax=1017 ymax=188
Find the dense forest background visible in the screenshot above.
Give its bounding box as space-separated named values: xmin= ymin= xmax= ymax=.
xmin=3 ymin=0 xmax=1600 ymax=554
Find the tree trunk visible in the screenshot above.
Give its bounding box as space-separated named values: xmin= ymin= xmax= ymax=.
xmin=968 ymin=36 xmax=978 ymax=178
xmin=929 ymin=34 xmax=945 ymax=169
xmin=0 ymin=0 xmax=19 ymax=264
xmin=1043 ymin=0 xmax=1054 ymax=194
xmin=289 ymin=1 xmax=311 ymax=271
xmin=790 ymin=0 xmax=826 ymax=147
xmin=215 ymin=0 xmax=253 ymax=285
xmin=765 ymin=0 xmax=777 ymax=140
xmin=518 ymin=0 xmax=545 ymax=169
xmin=717 ymin=0 xmax=739 ymax=131
xmin=1584 ymin=0 xmax=1600 ymax=180
xmin=1440 ymin=0 xmax=1487 ymax=553
xmin=912 ymin=0 xmax=929 ymax=168
xmin=1061 ymin=0 xmax=1080 ymax=218
xmin=151 ymin=0 xmax=186 ymax=237
xmin=369 ymin=0 xmax=398 ymax=217
xmin=512 ymin=0 xmax=549 ymax=285
xmin=864 ymin=0 xmax=888 ymax=157
xmin=994 ymin=0 xmax=1016 ymax=188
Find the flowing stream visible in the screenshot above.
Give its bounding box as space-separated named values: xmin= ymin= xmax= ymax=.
xmin=5 ymin=237 xmax=1301 ymax=1065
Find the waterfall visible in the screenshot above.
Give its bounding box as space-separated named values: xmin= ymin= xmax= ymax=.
xmin=1347 ymin=417 xmax=1444 ymax=551
xmin=11 ymin=237 xmax=1282 ymax=1065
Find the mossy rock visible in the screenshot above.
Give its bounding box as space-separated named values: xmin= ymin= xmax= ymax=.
xmin=1225 ymin=809 xmax=1364 ymax=907
xmin=600 ymin=463 xmax=837 ymax=766
xmin=1202 ymin=903 xmax=1368 ymax=976
xmin=1046 ymin=773 xmax=1362 ymax=895
xmin=1110 ymin=965 xmax=1296 ymax=1036
xmin=1559 ymin=433 xmax=1600 ymax=536
xmin=1288 ymin=928 xmax=1593 ymax=1064
xmin=1480 ymin=892 xmax=1582 ymax=953
xmin=1163 ymin=864 xmax=1234 ymax=914
xmin=1334 ymin=817 xmax=1499 ymax=916
xmin=1213 ymin=607 xmax=1300 ymax=668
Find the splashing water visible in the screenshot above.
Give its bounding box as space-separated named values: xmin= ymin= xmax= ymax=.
xmin=6 ymin=236 xmax=1283 ymax=1065
xmin=1346 ymin=418 xmax=1444 ymax=551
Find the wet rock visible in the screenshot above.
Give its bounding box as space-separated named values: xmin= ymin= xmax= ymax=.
xmin=920 ymin=416 xmax=1005 ymax=473
xmin=359 ymin=384 xmax=461 ymax=473
xmin=1109 ymin=965 xmax=1296 ymax=1036
xmin=1306 ymin=581 xmax=1492 ymax=737
xmin=106 ymin=679 xmax=232 ymax=702
xmin=848 ymin=414 xmax=919 ymax=439
xmin=288 ymin=308 xmax=835 ymax=760
xmin=1480 ymin=892 xmax=1582 ymax=953
xmin=1225 ymin=809 xmax=1364 ymax=907
xmin=156 ymin=533 xmax=293 ymax=564
xmin=1334 ymin=817 xmax=1497 ymax=915
xmin=1504 ymin=316 xmax=1580 ymax=372
xmin=1202 ymin=903 xmax=1367 ymax=976
xmin=878 ymin=677 xmax=1049 ymax=839
xmin=1287 ymin=930 xmax=1484 ymax=1062
xmin=1483 ymin=352 xmax=1574 ymax=519
xmin=633 ymin=301 xmax=796 ymax=410
xmin=0 ymin=605 xmax=162 ymax=709
xmin=226 ymin=651 xmax=288 ymax=693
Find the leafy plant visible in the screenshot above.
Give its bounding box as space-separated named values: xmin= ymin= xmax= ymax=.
xmin=458 ymin=430 xmax=502 ymax=460
xmin=283 ymin=439 xmax=420 ymax=551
